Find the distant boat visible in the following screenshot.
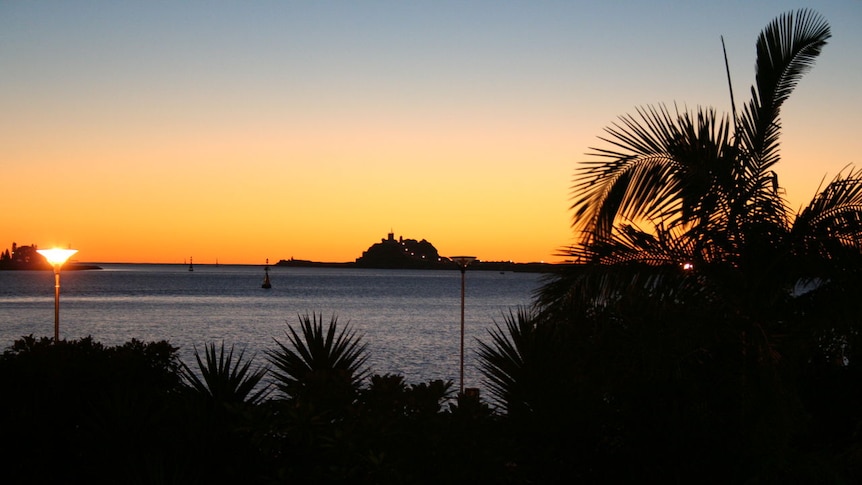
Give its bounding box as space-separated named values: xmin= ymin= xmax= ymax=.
xmin=261 ymin=259 xmax=272 ymax=289
xmin=189 ymin=257 xmax=194 ymax=272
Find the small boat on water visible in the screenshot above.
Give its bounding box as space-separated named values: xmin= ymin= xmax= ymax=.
xmin=261 ymin=259 xmax=272 ymax=289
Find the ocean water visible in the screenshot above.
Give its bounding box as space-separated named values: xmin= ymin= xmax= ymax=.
xmin=0 ymin=264 xmax=543 ymax=388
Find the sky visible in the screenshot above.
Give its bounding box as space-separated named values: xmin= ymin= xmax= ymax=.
xmin=2 ymin=1 xmax=861 ymax=264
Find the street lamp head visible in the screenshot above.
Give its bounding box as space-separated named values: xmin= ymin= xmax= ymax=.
xmin=37 ymin=248 xmax=78 ymax=267
xmin=450 ymin=256 xmax=476 ymax=268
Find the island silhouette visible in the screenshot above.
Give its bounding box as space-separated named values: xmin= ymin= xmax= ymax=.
xmin=278 ymin=231 xmax=555 ymax=272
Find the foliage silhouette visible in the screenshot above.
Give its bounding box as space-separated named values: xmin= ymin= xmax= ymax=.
xmin=477 ymin=8 xmax=862 ymax=483
xmin=476 ymin=307 xmax=577 ymax=420
xmin=180 ymin=341 xmax=271 ymax=406
xmin=0 ymin=335 xmax=186 ymax=484
xmin=544 ymin=8 xmax=861 ymax=316
xmin=266 ymin=313 xmax=369 ymax=411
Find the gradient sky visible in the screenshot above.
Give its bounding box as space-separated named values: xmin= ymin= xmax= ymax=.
xmin=3 ymin=1 xmax=860 ymax=264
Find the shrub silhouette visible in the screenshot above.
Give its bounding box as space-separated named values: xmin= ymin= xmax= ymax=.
xmin=0 ymin=335 xmax=184 ymax=484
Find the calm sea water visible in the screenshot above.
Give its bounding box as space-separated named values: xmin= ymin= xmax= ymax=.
xmin=0 ymin=264 xmax=542 ymax=388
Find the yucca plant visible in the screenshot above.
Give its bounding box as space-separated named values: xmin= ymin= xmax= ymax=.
xmin=267 ymin=313 xmax=369 ymax=411
xmin=180 ymin=341 xmax=271 ymax=406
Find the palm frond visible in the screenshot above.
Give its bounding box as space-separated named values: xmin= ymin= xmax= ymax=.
xmin=794 ymin=166 xmax=862 ymax=253
xmin=754 ymin=9 xmax=830 ymax=121
xmin=567 ymin=10 xmax=830 ymax=280
xmin=736 ymin=9 xmax=830 ymax=174
xmin=572 ymin=105 xmax=734 ymax=243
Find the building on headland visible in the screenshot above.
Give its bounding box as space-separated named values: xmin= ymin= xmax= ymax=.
xmin=355 ymin=231 xmax=444 ymax=269
xmin=0 ymin=242 xmax=50 ymax=270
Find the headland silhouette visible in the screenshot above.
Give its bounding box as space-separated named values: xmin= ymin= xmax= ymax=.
xmin=277 ymin=231 xmax=556 ymax=272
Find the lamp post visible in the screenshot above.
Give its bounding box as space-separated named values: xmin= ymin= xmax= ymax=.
xmin=36 ymin=248 xmax=78 ymax=343
xmin=450 ymin=255 xmax=476 ymax=395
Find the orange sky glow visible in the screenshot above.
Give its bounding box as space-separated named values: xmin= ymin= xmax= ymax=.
xmin=3 ymin=2 xmax=860 ymax=264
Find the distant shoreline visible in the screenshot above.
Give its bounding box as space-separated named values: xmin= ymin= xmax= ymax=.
xmin=276 ymin=259 xmax=561 ymax=273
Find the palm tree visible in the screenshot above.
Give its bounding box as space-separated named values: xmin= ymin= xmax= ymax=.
xmin=492 ymin=9 xmax=862 ymax=481
xmin=542 ymin=9 xmax=862 ymax=321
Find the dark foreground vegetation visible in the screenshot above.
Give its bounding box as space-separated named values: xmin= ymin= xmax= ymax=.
xmin=0 ymin=320 xmax=505 ymax=485
xmin=3 ymin=304 xmax=862 ymax=484
xmin=3 ymin=9 xmax=862 ymax=484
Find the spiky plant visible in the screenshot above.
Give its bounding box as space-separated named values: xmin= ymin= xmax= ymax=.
xmin=180 ymin=341 xmax=271 ymax=406
xmin=476 ymin=307 xmax=577 ymax=418
xmin=267 ymin=313 xmax=369 ymax=410
xmin=476 ymin=308 xmax=534 ymax=414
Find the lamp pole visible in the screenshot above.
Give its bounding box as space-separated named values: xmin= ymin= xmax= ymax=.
xmin=36 ymin=248 xmax=78 ymax=343
xmin=450 ymin=256 xmax=476 ymax=395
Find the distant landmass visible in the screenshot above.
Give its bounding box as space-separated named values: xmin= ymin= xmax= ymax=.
xmin=2 ymin=236 xmax=555 ymax=273
xmin=277 ymin=231 xmax=558 ymax=273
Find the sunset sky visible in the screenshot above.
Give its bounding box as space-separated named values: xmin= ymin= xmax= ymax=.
xmin=3 ymin=1 xmax=860 ymax=264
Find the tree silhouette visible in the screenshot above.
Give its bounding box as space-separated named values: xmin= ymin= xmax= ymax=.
xmin=485 ymin=9 xmax=862 ymax=482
